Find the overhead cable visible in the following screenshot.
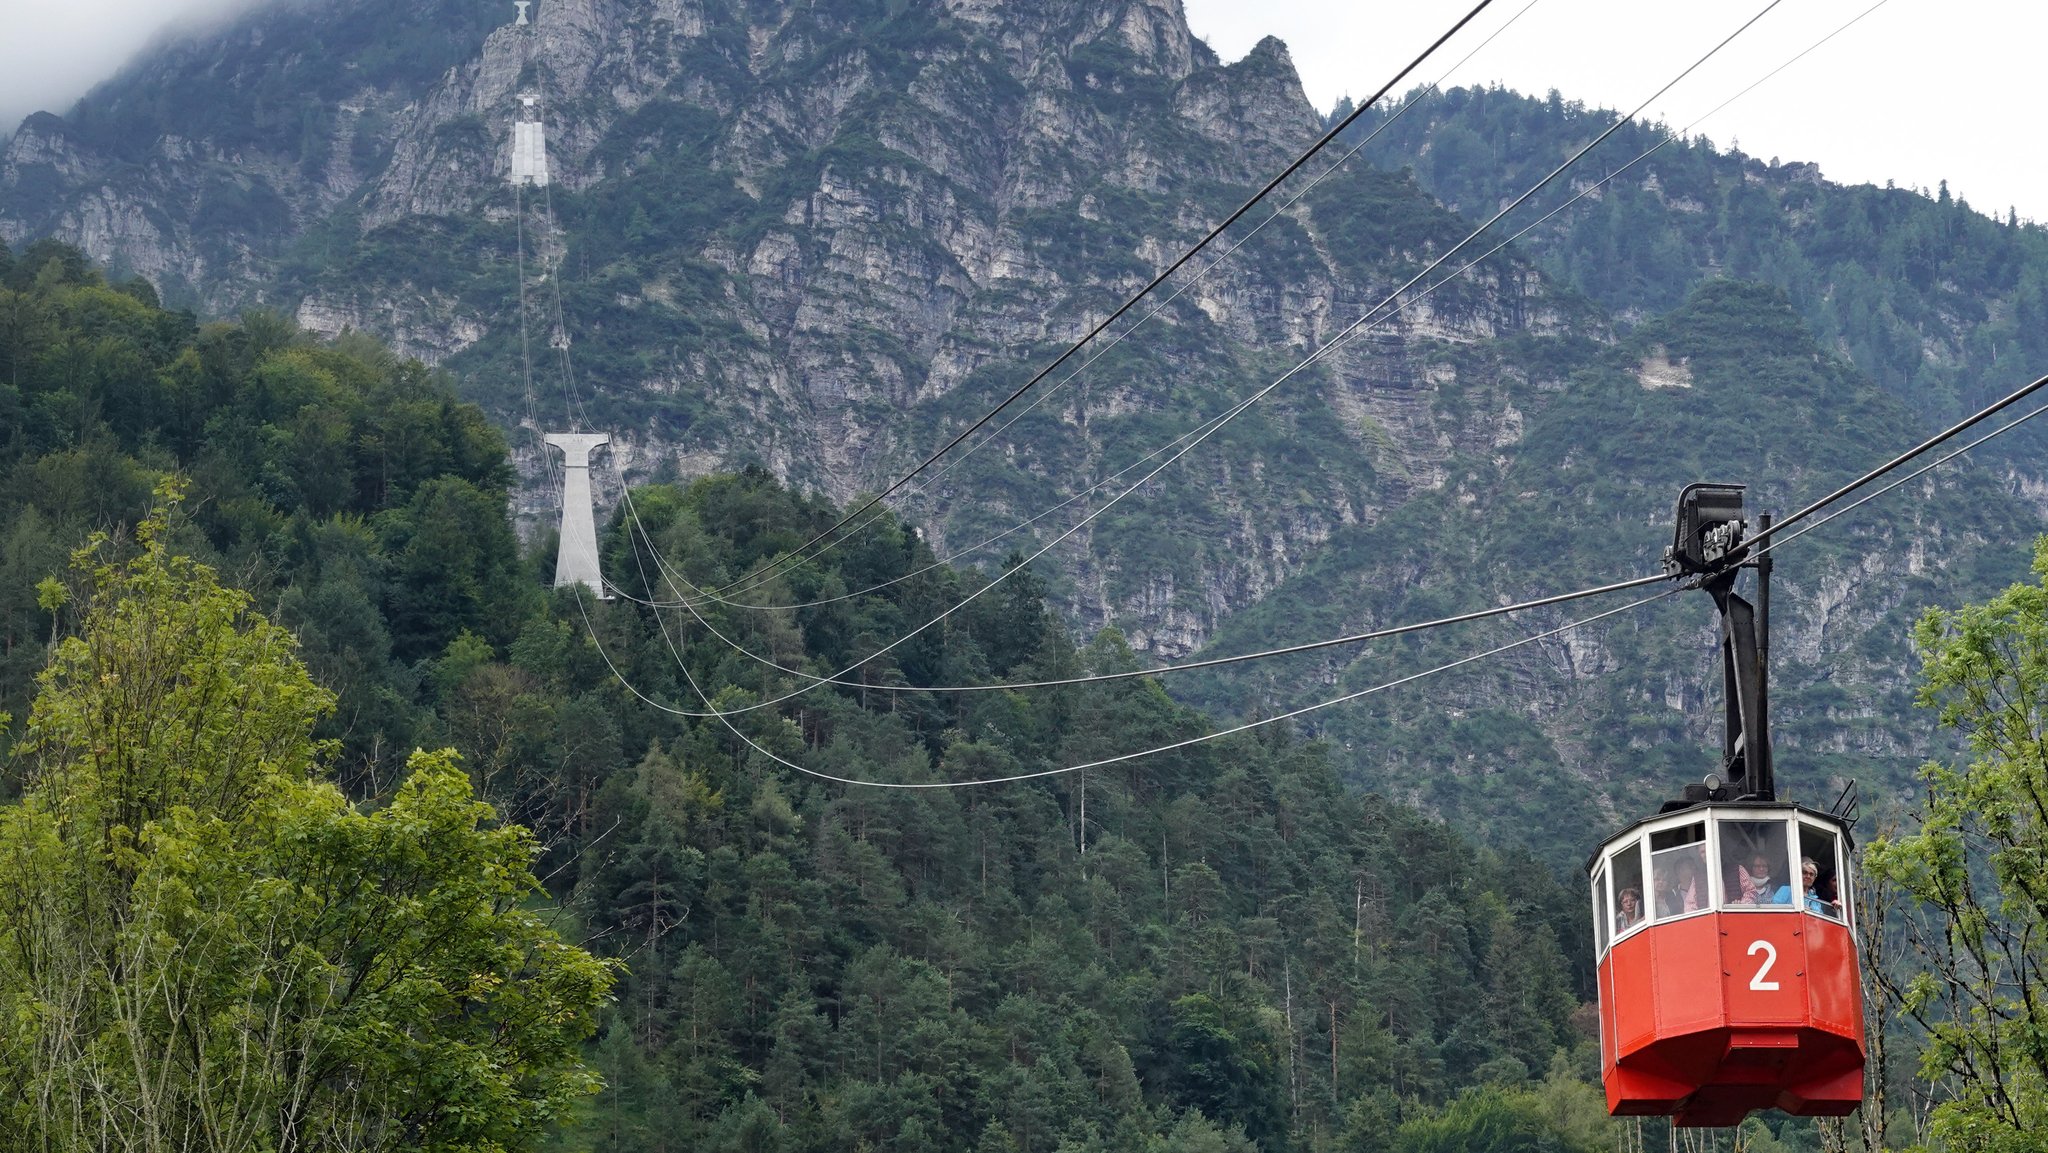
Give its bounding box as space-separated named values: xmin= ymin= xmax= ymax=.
xmin=606 ymin=569 xmax=1682 ymax=788
xmin=692 ymin=0 xmax=1551 ymax=608
xmin=616 ymin=386 xmax=2048 ymax=789
xmin=690 ymin=0 xmax=1506 ymax=599
xmin=1757 ymin=370 xmax=2048 ymax=547
xmin=1757 ymin=396 xmax=2048 ymax=558
xmin=614 ymin=0 xmax=1792 ymax=717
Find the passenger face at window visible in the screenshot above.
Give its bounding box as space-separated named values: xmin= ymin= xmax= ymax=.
xmin=1676 ymin=857 xmax=1703 ymax=912
xmin=1656 ymin=855 xmax=1703 ymax=917
xmin=1767 ymin=857 xmax=1819 ymax=907
xmin=1616 ymin=887 xmax=1643 ymax=930
xmin=1737 ymin=853 xmax=1773 ymax=904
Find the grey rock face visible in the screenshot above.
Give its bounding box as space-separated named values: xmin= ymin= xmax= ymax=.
xmin=5 ymin=0 xmax=2040 ymax=848
xmin=0 ymin=0 xmax=1651 ymax=663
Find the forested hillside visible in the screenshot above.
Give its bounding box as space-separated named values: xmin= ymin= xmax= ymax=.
xmin=0 ymin=236 xmax=521 ymax=788
xmin=6 ymin=1 xmax=2043 ymax=860
xmin=1352 ymin=85 xmax=2048 ymax=458
xmin=0 ymin=237 xmax=1710 ymax=1152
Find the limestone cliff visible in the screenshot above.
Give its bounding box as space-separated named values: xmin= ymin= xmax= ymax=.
xmin=4 ymin=0 xmax=2043 ymax=845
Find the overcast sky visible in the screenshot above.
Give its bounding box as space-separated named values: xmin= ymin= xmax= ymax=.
xmin=1184 ymin=0 xmax=2048 ymax=223
xmin=2 ymin=0 xmax=2041 ymax=222
xmin=0 ymin=0 xmax=259 ymax=136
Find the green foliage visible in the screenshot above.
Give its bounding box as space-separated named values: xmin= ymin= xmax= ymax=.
xmin=1360 ymin=85 xmax=2048 ymax=456
xmin=435 ymin=467 xmax=1617 ymax=1153
xmin=1864 ymin=536 xmax=2048 ymax=1152
xmin=0 ymin=490 xmax=613 ymax=1151
xmin=0 ymin=240 xmax=517 ymax=784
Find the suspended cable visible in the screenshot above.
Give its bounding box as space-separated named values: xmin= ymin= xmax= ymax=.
xmin=1758 ymin=398 xmax=2048 ymax=558
xmin=1756 ymin=370 xmax=2048 ymax=548
xmin=687 ymin=0 xmax=1506 ymax=600
xmin=602 ymin=0 xmax=1790 ymax=717
xmin=615 ymin=387 xmax=2048 ymax=790
xmin=694 ymin=0 xmax=1551 ymax=608
xmin=602 ymin=557 xmax=1682 ymax=787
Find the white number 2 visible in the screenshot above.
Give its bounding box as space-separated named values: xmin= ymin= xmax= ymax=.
xmin=1747 ymin=940 xmax=1780 ymax=991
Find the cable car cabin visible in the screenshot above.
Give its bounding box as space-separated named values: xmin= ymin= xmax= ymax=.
xmin=1589 ymin=803 xmax=1864 ymax=1127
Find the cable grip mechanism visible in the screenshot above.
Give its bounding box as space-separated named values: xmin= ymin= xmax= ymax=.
xmin=1661 ymin=483 xmax=1775 ymax=808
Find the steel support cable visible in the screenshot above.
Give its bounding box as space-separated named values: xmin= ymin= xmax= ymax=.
xmin=601 ymin=390 xmax=2048 ymax=790
xmin=687 ymin=0 xmax=1550 ymax=609
xmin=595 ymin=547 xmax=1682 ymax=787
xmin=1757 ymin=397 xmax=2048 ymax=560
xmin=684 ymin=0 xmax=1506 ymax=602
xmin=598 ymin=363 xmax=2048 ymax=714
xmin=1755 ymin=371 xmax=2048 ymax=549
xmin=615 ymin=0 xmax=1870 ymax=619
xmin=600 ymin=0 xmax=1789 ymax=717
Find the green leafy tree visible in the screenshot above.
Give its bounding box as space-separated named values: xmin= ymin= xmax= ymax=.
xmin=1389 ymin=1084 xmax=1598 ymax=1153
xmin=0 ymin=489 xmax=614 ymax=1152
xmin=1865 ymin=536 xmax=2048 ymax=1152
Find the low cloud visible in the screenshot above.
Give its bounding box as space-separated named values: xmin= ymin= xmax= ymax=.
xmin=0 ymin=0 xmax=268 ymax=135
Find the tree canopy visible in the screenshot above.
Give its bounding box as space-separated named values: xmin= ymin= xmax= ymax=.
xmin=0 ymin=489 xmax=614 ymax=1152
xmin=1865 ymin=536 xmax=2048 ymax=1152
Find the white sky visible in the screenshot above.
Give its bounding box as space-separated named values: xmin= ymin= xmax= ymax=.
xmin=2 ymin=0 xmax=2040 ymax=223
xmin=1185 ymin=0 xmax=2048 ymax=223
xmin=0 ymin=0 xmax=259 ymax=137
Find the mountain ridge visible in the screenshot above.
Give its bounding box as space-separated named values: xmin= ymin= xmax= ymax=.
xmin=3 ymin=0 xmax=2044 ymax=865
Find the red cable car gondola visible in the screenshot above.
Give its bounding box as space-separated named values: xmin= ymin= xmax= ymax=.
xmin=1589 ymin=485 xmax=1866 ymax=1127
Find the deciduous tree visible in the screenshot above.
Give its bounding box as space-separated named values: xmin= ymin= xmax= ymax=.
xmin=0 ymin=489 xmax=614 ymax=1152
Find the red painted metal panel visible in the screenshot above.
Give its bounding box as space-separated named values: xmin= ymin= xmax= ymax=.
xmin=1720 ymin=911 xmax=1808 ymax=1026
xmin=1610 ymin=928 xmax=1661 ymax=1057
xmin=1599 ymin=909 xmax=1865 ymax=1125
xmin=1803 ymin=916 xmax=1864 ymax=1038
xmin=1651 ymin=913 xmax=1723 ymax=1039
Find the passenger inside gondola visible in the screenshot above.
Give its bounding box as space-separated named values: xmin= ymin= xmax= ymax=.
xmin=1736 ymin=853 xmax=1772 ymax=903
xmin=1611 ymin=842 xmax=1647 ymax=935
xmin=1655 ymin=850 xmax=1705 ymax=917
xmin=1799 ymin=824 xmax=1846 ymax=920
xmin=1616 ymin=887 xmax=1644 ymax=931
xmin=1720 ymin=820 xmax=1789 ymax=906
xmin=1648 ymin=822 xmax=1708 ymax=920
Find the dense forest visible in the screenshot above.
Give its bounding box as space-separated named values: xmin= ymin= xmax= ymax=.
xmin=3 ymin=237 xmax=1899 ymax=1151
xmin=1351 ymin=85 xmax=2048 ymax=451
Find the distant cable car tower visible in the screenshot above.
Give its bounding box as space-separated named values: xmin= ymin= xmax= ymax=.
xmin=1588 ymin=484 xmax=1864 ymax=1126
xmin=510 ymin=94 xmax=549 ymax=188
xmin=546 ymin=433 xmax=611 ymax=598
xmin=504 ymin=81 xmax=609 ymax=599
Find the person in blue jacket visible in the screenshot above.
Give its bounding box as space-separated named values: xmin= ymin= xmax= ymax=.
xmin=1771 ymin=856 xmax=1834 ymax=915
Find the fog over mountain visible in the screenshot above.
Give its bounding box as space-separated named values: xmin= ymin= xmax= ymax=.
xmin=0 ymin=0 xmax=267 ymax=135
xmin=5 ymin=5 xmax=2048 ymax=1144
xmin=6 ymin=0 xmax=2045 ymax=862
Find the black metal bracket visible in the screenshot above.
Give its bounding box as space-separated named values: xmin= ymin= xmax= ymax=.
xmin=1664 ymin=485 xmax=1775 ymax=807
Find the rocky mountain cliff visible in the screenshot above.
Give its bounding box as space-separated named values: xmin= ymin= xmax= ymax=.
xmin=5 ymin=0 xmax=2045 ymax=858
